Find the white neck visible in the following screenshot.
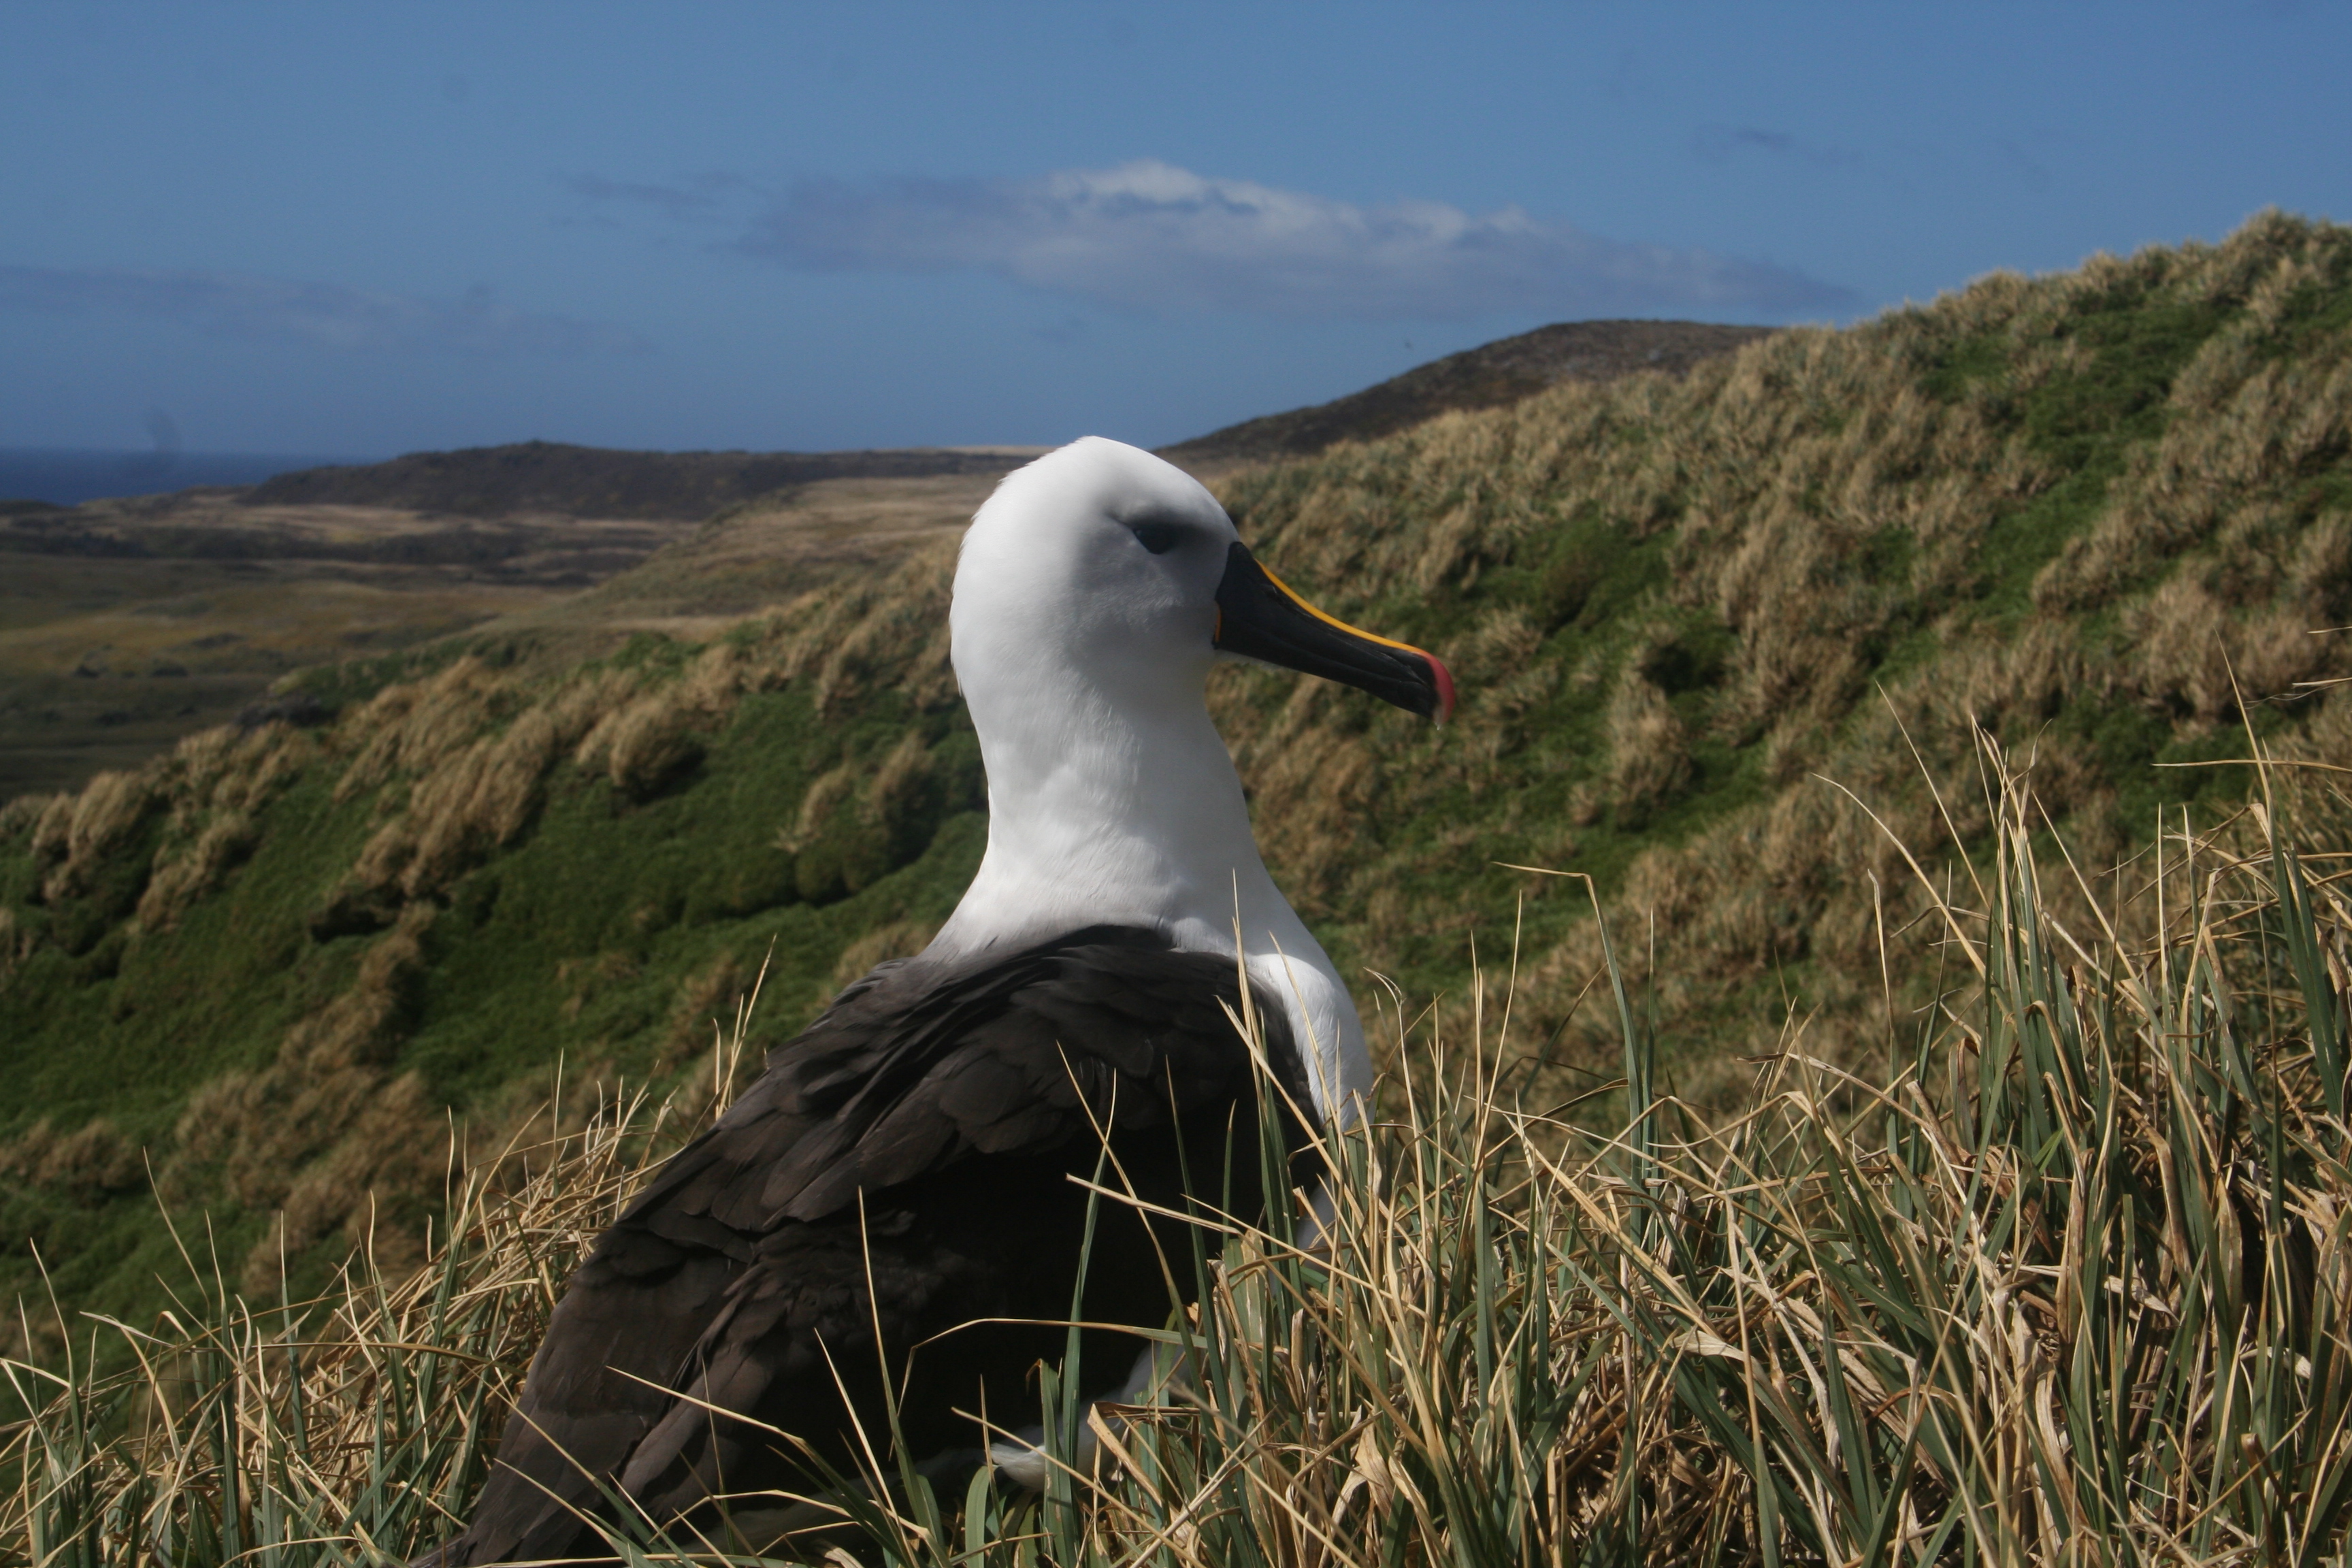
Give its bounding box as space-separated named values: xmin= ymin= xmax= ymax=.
xmin=928 ymin=646 xmax=1372 ymax=1125
xmin=932 ymin=650 xmax=1298 ymax=960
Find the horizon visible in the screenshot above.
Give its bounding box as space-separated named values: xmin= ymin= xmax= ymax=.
xmin=5 ymin=3 xmax=2346 ymax=458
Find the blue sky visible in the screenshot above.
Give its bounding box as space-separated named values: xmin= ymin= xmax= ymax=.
xmin=3 ymin=2 xmax=2345 ymax=459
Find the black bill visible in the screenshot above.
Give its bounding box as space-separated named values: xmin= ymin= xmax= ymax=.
xmin=1212 ymin=542 xmax=1455 ymax=723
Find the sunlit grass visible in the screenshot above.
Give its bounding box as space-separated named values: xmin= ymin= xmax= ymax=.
xmin=12 ymin=737 xmax=2352 ymax=1565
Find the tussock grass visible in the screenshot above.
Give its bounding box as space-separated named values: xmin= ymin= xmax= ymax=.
xmin=14 ymin=748 xmax=2352 ymax=1566
xmin=3 ymin=1069 xmax=702 ymax=1567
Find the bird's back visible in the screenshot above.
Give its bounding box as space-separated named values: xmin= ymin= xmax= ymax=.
xmin=438 ymin=927 xmax=1307 ymax=1565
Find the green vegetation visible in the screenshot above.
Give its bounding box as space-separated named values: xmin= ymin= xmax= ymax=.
xmin=11 ymin=760 xmax=2352 ymax=1565
xmin=4 ymin=211 xmax=2352 ymax=1369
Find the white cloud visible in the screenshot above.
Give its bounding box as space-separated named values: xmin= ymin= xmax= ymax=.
xmin=0 ymin=265 xmax=646 ymax=355
xmin=709 ymin=160 xmax=1848 ymax=319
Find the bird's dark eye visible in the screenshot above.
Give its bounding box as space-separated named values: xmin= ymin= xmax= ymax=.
xmin=1131 ymin=521 xmax=1189 ymax=555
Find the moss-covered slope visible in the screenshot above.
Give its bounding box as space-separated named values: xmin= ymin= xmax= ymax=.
xmin=6 ymin=211 xmax=2352 ymax=1349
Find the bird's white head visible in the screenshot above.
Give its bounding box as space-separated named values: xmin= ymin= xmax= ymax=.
xmin=952 ymin=436 xmax=1238 ymax=722
xmin=952 ymin=436 xmax=1454 ymax=730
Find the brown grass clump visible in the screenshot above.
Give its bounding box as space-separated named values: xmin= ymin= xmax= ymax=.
xmin=573 ymin=644 xmax=760 ymax=798
xmin=6 ymin=1076 xmax=689 ymax=1567
xmin=776 ymin=762 xmax=861 ymax=858
xmin=30 ymin=770 xmax=156 ymax=904
xmin=544 ymin=664 xmax=646 ymax=746
xmin=323 ymin=659 xmax=651 ymax=919
xmin=650 ymin=951 xmax=749 ymax=1071
xmin=347 ymin=706 xmax=565 ymax=899
xmin=581 ymin=689 xmax=708 ymax=798
xmin=1603 ymin=663 xmax=1692 ymax=816
xmin=0 ymin=1117 xmax=142 ymax=1202
xmin=0 ymin=794 xmax=48 ymax=841
xmin=167 ymin=900 xmax=451 ymax=1284
xmin=746 ymin=542 xmax=960 ymax=716
xmin=18 ymin=718 xmax=320 ymax=932
xmin=777 ymin=729 xmax=962 ymax=903
xmin=864 ymin=730 xmax=935 ymax=825
xmin=333 ymin=656 xmax=516 ymax=804
xmin=133 ymin=808 xmax=256 ymax=931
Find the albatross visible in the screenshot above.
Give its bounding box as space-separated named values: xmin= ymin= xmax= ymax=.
xmin=435 ymin=436 xmax=1453 ymax=1564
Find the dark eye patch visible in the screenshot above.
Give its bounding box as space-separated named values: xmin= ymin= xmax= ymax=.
xmin=1131 ymin=520 xmax=1190 ymax=555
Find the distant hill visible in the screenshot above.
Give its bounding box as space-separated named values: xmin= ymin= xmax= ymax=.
xmin=0 ymin=450 xmax=366 ymax=509
xmin=242 ymin=442 xmax=1041 ymax=521
xmin=1162 ymin=318 xmax=1776 ymax=468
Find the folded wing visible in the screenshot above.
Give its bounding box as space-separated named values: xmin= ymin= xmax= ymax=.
xmin=446 ymin=926 xmax=1305 ymax=1565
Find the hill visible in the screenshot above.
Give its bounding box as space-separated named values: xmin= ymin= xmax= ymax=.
xmin=5 ymin=212 xmax=2352 ymax=1352
xmin=1160 ymin=318 xmax=1774 ymax=468
xmin=0 ymin=449 xmax=361 ymax=509
xmin=238 ymin=441 xmax=1038 ymax=521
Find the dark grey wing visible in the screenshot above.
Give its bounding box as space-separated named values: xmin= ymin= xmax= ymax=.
xmin=449 ymin=927 xmax=1303 ymax=1565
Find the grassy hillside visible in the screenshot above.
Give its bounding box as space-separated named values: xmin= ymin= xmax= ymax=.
xmin=1161 ymin=317 xmax=1774 ymax=469
xmin=5 ymin=210 xmax=2351 ymax=1353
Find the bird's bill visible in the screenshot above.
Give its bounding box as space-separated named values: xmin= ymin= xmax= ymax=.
xmin=1212 ymin=542 xmax=1455 ymax=723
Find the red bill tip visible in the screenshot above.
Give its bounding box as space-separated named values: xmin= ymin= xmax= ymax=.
xmin=1424 ymin=650 xmax=1456 ymax=725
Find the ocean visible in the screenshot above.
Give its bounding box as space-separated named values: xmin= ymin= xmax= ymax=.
xmin=0 ymin=448 xmax=370 ymax=507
